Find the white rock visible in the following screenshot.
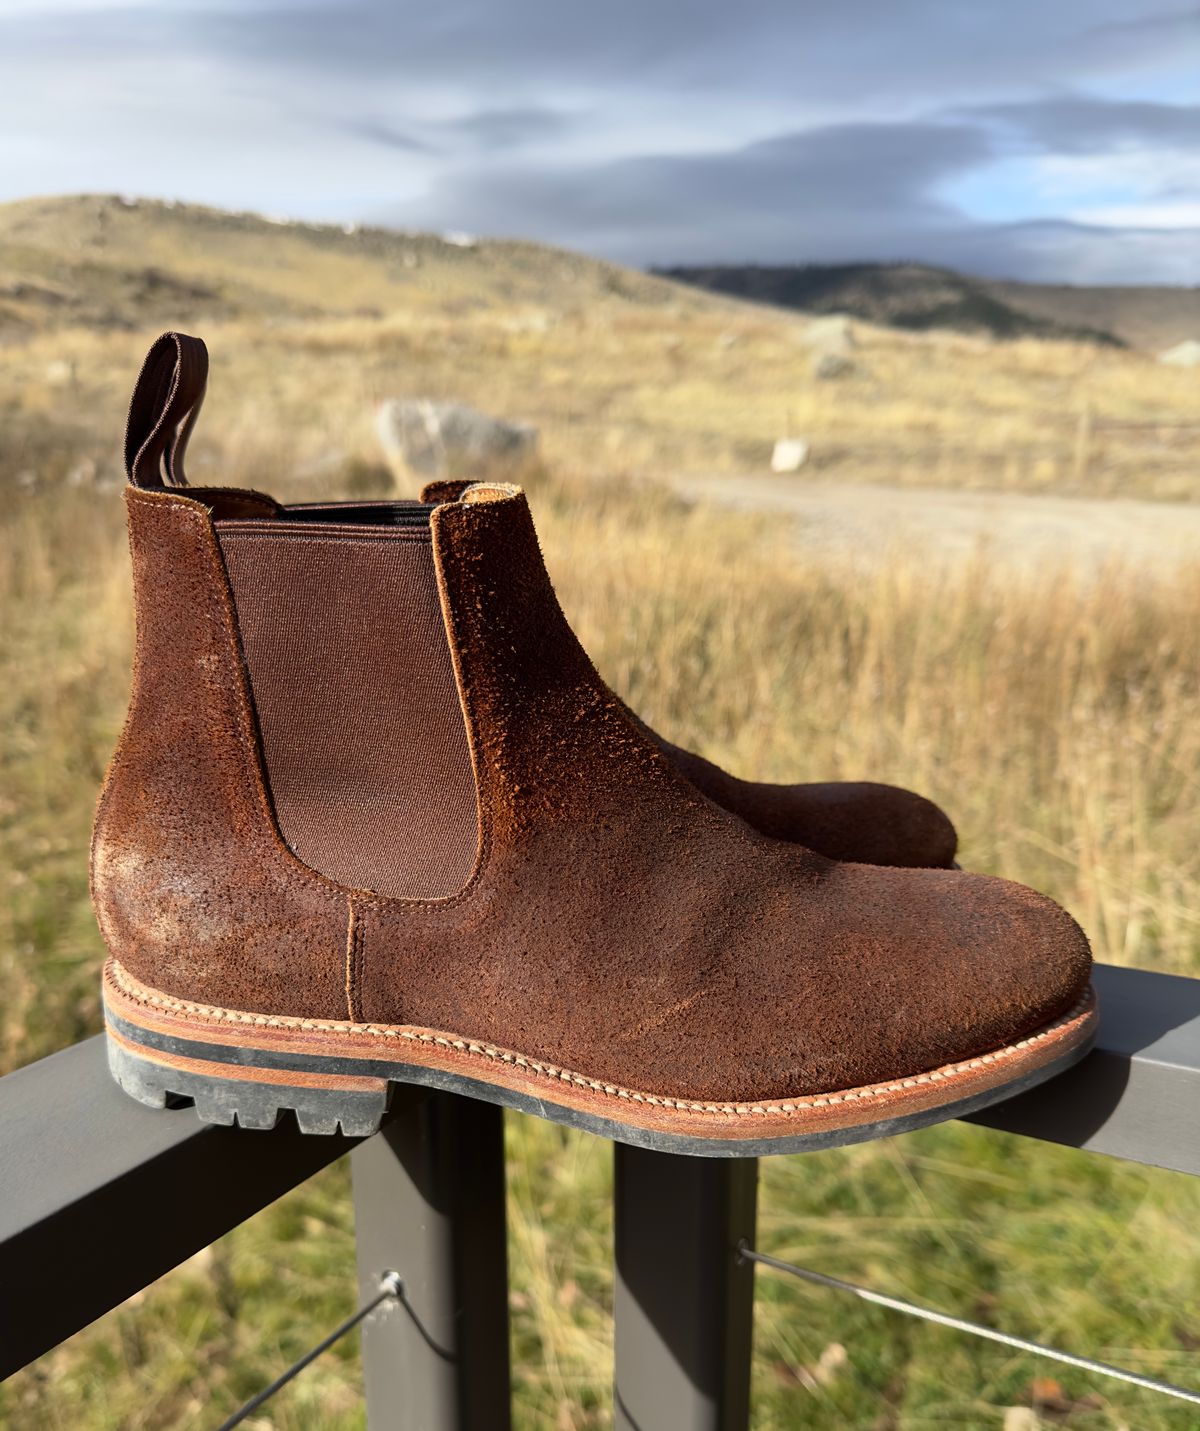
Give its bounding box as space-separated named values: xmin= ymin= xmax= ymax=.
xmin=801 ymin=314 xmax=854 ymax=352
xmin=66 ymin=457 xmax=97 ymax=487
xmin=501 ymin=310 xmax=555 ymax=334
xmin=771 ymin=438 xmax=810 ymax=473
xmin=1158 ymin=339 xmax=1200 ymax=367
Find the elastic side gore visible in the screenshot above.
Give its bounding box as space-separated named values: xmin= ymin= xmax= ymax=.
xmin=217 ymin=519 xmax=480 ymax=901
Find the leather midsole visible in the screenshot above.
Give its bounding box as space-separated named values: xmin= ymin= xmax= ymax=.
xmin=102 ymin=958 xmax=1098 ymax=1142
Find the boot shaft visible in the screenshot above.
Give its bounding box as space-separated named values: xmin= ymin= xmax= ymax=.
xmin=92 ymin=335 xmax=670 ymax=1020
xmin=93 ymin=335 xmax=483 ymax=1012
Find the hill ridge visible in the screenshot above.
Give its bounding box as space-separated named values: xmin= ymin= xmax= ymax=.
xmin=5 ymin=195 xmax=1197 ymax=349
xmin=0 ymin=193 xmax=692 ymax=336
xmin=657 ymin=259 xmax=1200 ymax=350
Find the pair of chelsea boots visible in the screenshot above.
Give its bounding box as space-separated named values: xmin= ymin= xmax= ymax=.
xmin=95 ymin=334 xmax=1097 ymax=1154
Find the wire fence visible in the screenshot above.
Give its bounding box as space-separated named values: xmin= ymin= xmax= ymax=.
xmin=209 ymin=1239 xmax=1200 ymax=1430
xmin=740 ymin=1243 xmax=1200 ymax=1409
xmin=215 ymin=1272 xmax=402 ymax=1431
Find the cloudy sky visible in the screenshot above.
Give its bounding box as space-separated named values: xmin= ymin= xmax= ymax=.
xmin=1 ymin=0 xmax=1197 ymax=282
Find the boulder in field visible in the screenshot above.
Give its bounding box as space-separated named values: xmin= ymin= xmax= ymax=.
xmin=812 ymin=349 xmax=855 ymax=380
xmin=376 ymin=398 xmax=538 ymax=480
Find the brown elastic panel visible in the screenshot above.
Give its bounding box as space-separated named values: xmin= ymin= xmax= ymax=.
xmin=217 ymin=522 xmax=480 ymax=900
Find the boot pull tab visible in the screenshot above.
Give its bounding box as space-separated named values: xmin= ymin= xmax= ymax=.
xmin=124 ymin=332 xmax=208 ymax=488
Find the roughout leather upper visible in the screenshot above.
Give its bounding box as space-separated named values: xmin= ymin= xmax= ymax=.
xmin=416 ymin=479 xmax=958 ymax=869
xmin=647 ymin=737 xmax=957 ymax=869
xmin=91 ymin=477 xmax=1092 ymax=1104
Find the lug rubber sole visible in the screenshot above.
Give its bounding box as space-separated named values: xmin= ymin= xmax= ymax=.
xmin=102 ymin=959 xmax=1098 ymax=1157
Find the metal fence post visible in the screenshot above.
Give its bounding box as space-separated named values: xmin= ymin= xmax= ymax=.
xmin=352 ymin=1087 xmax=512 ymax=1430
xmin=613 ymin=1146 xmax=758 ymax=1431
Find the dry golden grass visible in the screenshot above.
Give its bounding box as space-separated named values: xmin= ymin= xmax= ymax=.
xmin=2 ymin=194 xmax=1197 ymax=503
xmin=2 ymin=203 xmax=1199 ymax=1426
xmin=3 ymin=453 xmax=1199 ymax=1428
xmin=4 ymin=310 xmax=1198 ymax=500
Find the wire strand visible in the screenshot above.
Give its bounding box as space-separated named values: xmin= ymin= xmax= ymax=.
xmin=740 ymin=1245 xmax=1200 ymax=1408
xmin=215 ymin=1272 xmax=402 ymax=1431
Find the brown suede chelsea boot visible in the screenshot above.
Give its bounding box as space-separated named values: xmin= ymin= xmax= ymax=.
xmin=421 ymin=480 xmax=959 ymax=869
xmin=95 ymin=334 xmax=1097 ymax=1154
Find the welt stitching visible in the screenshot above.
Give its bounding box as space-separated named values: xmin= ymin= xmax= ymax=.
xmin=344 ymin=896 xmax=360 ymax=1022
xmin=426 ymin=504 xmax=495 ymax=900
xmin=353 ymin=901 xmax=368 ymax=1020
xmin=107 ymin=961 xmax=1092 ymax=1120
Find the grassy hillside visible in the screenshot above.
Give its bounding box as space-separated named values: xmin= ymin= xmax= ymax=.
xmin=991 ymin=278 xmax=1200 ymax=354
xmin=0 ymin=194 xmax=690 ymax=334
xmin=1 ymin=196 xmax=1198 ymax=1428
xmin=1 ymin=197 xmax=1198 ymax=506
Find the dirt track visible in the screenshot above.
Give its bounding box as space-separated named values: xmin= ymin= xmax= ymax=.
xmin=672 ymin=475 xmax=1200 ymax=573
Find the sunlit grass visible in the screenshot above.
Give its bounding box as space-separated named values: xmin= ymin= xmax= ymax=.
xmin=1 ymin=294 xmax=1199 ymax=1426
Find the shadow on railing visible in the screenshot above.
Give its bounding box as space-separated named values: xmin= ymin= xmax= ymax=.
xmin=1 ymin=962 xmax=1198 ymax=1428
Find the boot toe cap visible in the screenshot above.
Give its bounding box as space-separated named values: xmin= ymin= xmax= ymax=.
xmin=729 ymin=862 xmax=1094 ymax=1104
xmin=822 ymin=864 xmax=1093 ymax=1088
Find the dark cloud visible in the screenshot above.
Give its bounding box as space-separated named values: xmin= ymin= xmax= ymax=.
xmin=344 ymin=105 xmax=576 ymax=156
xmin=1080 ymin=7 xmax=1200 ymax=50
xmin=186 ymin=0 xmax=1187 ymax=103
xmin=434 ymin=108 xmax=579 ymax=151
xmin=1 ymin=0 xmax=1196 ymax=281
xmin=377 ymin=111 xmax=1200 ymax=280
xmin=966 ymin=97 xmax=1200 ymax=155
xmin=342 ymin=119 xmax=436 ymax=154
xmin=386 ymin=119 xmax=995 ymax=264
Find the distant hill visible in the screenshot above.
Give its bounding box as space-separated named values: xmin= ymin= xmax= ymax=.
xmin=1 ymin=194 xmax=1196 ymax=508
xmin=657 ymin=261 xmax=1200 ymax=350
xmin=0 ymin=193 xmax=694 ymax=336
xmin=8 ymin=199 xmax=1196 ymax=354
xmin=986 ymin=279 xmax=1200 ymax=353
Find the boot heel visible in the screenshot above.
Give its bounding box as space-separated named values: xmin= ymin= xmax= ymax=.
xmin=105 ymin=1026 xmax=390 ymax=1137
